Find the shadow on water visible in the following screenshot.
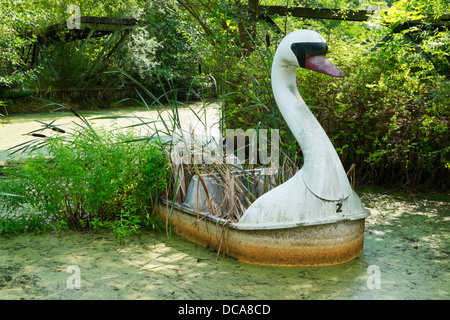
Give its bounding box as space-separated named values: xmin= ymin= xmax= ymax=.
xmin=359 ymin=193 xmax=449 ymax=299
xmin=156 ymin=237 xmax=370 ymax=300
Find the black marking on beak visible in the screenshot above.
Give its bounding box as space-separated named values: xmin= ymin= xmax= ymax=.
xmin=291 ymin=42 xmax=328 ymax=68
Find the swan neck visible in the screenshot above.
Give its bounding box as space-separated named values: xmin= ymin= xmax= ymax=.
xmin=271 ymin=58 xmax=335 ymax=168
xmin=271 ymin=56 xmax=353 ymax=201
xmin=271 ymin=62 xmax=301 ymax=102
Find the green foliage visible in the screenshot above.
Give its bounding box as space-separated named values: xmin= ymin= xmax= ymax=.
xmin=1 ymin=0 xmax=449 ymax=194
xmin=117 ymin=0 xmax=207 ymax=97
xmin=116 ymin=27 xmax=161 ymax=82
xmin=0 ymin=0 xmax=211 ymax=100
xmin=0 ymin=212 xmax=50 ymax=235
xmin=0 ymin=0 xmax=45 ymax=90
xmin=300 ymin=34 xmax=448 ymax=188
xmin=91 ymin=201 xmax=142 ymax=245
xmin=0 ymin=99 xmax=5 ymax=116
xmin=220 ymin=0 xmax=449 ymax=189
xmin=0 ymin=126 xmax=171 ymax=236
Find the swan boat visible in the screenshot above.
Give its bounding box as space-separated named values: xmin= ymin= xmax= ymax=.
xmin=155 ymin=30 xmax=370 ymax=266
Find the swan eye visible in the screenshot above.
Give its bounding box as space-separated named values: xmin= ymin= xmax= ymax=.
xmin=291 ymin=42 xmax=329 ymax=68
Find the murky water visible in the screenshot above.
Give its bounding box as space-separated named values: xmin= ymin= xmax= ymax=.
xmin=0 ymin=102 xmax=221 ymax=162
xmin=1 ymin=102 xmax=448 ymax=300
xmin=0 ymin=192 xmax=448 ymax=300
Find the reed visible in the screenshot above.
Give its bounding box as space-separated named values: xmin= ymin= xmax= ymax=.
xmin=2 ymin=53 xmax=298 ymax=236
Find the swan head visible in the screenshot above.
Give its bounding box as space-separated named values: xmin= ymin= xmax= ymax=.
xmin=275 ymin=30 xmax=344 ymax=78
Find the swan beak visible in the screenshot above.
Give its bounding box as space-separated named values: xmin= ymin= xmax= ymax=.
xmin=305 ymin=55 xmax=345 ymax=78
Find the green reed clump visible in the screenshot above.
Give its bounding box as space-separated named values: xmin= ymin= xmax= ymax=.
xmin=0 ymin=127 xmax=171 ymax=237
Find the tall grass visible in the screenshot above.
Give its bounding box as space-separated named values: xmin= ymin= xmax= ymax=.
xmin=0 ymin=49 xmax=296 ymax=238
xmin=0 ymin=123 xmax=171 ymax=240
xmin=102 ymin=68 xmax=285 ymax=222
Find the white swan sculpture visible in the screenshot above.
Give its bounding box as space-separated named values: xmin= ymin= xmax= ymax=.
xmin=238 ymin=30 xmax=369 ymax=229
xmin=156 ymin=30 xmax=370 ymax=266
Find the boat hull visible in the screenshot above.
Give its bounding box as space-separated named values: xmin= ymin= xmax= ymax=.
xmin=155 ymin=203 xmax=366 ymax=266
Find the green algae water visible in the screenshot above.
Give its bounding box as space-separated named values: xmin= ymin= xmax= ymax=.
xmin=0 ymin=192 xmax=448 ymax=299
xmin=0 ymin=103 xmax=448 ymax=300
xmin=0 ymin=102 xmax=221 ymax=162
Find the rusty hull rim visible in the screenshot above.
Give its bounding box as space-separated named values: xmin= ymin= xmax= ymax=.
xmin=156 ymin=200 xmax=367 ymax=266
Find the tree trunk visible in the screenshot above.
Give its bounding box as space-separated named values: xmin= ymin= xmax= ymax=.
xmin=238 ymin=0 xmax=259 ymax=55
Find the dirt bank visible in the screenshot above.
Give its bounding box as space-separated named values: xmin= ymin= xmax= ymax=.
xmin=0 ymin=191 xmax=448 ymax=300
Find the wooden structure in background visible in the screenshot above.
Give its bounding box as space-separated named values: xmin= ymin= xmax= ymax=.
xmin=257 ymin=4 xmax=449 ymax=33
xmin=259 ymin=5 xmax=375 ymax=22
xmin=31 ymin=16 xmax=138 ymax=81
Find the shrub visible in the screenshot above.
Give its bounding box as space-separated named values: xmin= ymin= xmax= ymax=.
xmin=296 ymin=34 xmax=449 ymax=189
xmin=0 ymin=126 xmax=171 ymax=236
xmin=222 ymin=28 xmax=449 ymax=190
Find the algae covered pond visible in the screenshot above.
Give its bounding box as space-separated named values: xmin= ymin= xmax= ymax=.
xmin=0 ymin=102 xmax=221 ymax=162
xmin=0 ymin=191 xmax=448 ymax=300
xmin=0 ymin=104 xmax=448 ymax=300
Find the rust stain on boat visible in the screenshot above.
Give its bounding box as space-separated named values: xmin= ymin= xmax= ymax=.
xmin=156 ymin=204 xmax=365 ymax=266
